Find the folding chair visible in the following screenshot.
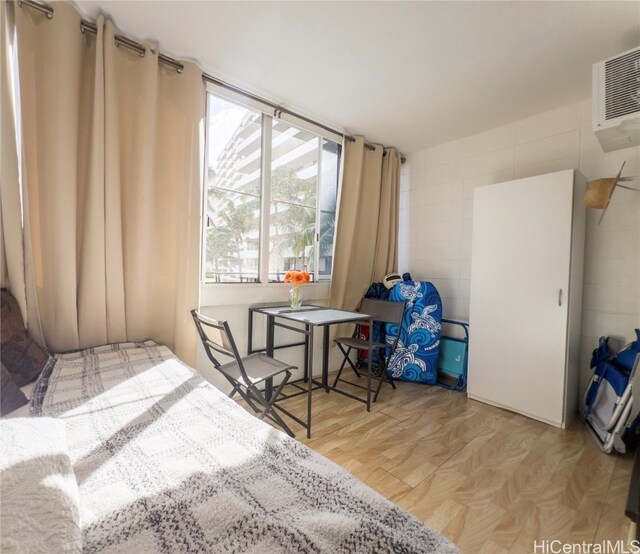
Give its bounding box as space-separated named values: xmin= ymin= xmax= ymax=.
xmin=583 ymin=332 xmax=640 ymax=454
xmin=191 ymin=310 xmax=297 ymax=437
xmin=332 ymin=298 xmax=406 ymax=402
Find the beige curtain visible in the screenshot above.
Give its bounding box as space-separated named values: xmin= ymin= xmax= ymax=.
xmin=373 ymin=147 xmax=400 ymax=280
xmin=0 ymin=2 xmax=27 ymax=322
xmin=329 ymin=137 xmax=400 ymax=314
xmin=9 ymin=3 xmax=203 ymax=365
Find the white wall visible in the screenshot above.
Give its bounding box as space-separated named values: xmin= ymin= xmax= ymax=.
xmin=399 ymin=99 xmax=640 ymax=393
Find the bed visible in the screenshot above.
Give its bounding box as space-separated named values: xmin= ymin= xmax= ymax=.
xmin=2 ymin=339 xmax=458 ymax=553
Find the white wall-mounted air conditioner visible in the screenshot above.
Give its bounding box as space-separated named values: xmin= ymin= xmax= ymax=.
xmin=592 ymin=46 xmax=640 ymax=152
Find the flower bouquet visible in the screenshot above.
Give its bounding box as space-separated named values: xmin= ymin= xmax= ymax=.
xmin=284 ymin=270 xmax=310 ymax=310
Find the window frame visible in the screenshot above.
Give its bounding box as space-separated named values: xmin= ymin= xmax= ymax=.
xmin=202 ymin=82 xmax=343 ymax=285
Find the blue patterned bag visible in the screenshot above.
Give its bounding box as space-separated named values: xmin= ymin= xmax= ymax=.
xmin=386 ymin=281 xmax=442 ymax=384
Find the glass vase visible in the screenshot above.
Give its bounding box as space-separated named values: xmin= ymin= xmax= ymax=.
xmin=289 ymin=286 xmax=303 ymax=310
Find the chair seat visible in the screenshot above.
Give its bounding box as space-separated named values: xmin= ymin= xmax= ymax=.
xmin=191 ymin=310 xmax=299 ymax=437
xmin=334 ymin=336 xmax=387 ymax=351
xmin=332 ymin=298 xmax=405 ymax=404
xmin=219 ymin=353 xmax=296 ymax=386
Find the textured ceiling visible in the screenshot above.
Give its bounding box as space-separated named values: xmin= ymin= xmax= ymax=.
xmin=72 ymin=1 xmax=640 ymax=154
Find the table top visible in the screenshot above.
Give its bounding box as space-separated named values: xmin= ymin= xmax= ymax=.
xmin=250 ymin=304 xmax=372 ymax=326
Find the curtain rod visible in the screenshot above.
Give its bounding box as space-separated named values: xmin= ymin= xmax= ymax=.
xmin=203 ymin=72 xmax=406 ymax=162
xmin=17 ymin=0 xmax=52 ymax=18
xmin=17 ymin=0 xmax=405 ymax=163
xmin=202 ymin=72 xmax=352 ymax=143
xmin=79 ymin=21 xmax=184 ymax=74
xmin=17 ymin=1 xmax=185 ymax=73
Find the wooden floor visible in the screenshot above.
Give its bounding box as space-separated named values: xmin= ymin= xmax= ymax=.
xmin=248 ymin=377 xmax=635 ymax=553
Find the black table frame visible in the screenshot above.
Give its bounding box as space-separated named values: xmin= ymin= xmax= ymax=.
xmin=248 ymin=304 xmax=373 ymax=438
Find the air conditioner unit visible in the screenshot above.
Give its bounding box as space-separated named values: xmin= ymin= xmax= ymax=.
xmin=592 ymin=46 xmax=640 ymax=152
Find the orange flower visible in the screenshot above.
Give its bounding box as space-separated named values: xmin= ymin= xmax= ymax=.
xmin=284 ymin=270 xmax=310 ymax=285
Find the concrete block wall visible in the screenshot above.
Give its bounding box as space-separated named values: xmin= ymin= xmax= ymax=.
xmin=399 ymin=99 xmax=640 ymax=393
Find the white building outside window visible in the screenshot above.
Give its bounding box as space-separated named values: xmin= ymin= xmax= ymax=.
xmin=203 ymin=86 xmax=342 ymax=284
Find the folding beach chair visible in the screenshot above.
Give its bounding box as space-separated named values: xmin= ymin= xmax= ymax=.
xmin=583 ymin=330 xmax=640 ymax=454
xmin=436 ymin=319 xmax=469 ymax=391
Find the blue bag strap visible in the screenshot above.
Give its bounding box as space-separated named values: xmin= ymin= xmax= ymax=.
xmin=590 ymin=336 xmax=610 ymax=369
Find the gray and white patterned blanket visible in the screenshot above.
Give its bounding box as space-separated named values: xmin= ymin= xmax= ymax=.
xmin=33 ymin=341 xmax=458 ymax=553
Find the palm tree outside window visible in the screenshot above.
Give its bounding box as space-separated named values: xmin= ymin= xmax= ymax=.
xmin=203 ymin=92 xmax=341 ymax=284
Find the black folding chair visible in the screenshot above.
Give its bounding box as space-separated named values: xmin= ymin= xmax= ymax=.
xmin=191 ymin=310 xmax=297 ymax=437
xmin=332 ymin=298 xmax=406 ymax=402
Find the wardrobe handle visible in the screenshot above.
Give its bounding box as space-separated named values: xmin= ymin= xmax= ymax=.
xmin=558 ymin=289 xmax=563 ymax=307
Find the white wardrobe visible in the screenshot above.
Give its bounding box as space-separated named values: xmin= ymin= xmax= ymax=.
xmin=468 ymin=169 xmax=586 ymax=428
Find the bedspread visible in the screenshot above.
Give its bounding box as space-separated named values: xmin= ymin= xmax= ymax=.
xmin=33 ymin=341 xmax=458 ymax=553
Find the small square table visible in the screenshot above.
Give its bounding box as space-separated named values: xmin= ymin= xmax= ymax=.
xmin=248 ymin=304 xmax=374 ymax=438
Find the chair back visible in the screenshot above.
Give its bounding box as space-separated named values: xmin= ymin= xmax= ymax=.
xmin=191 ymin=310 xmax=249 ymax=381
xmin=359 ymin=298 xmax=406 ymax=353
xmin=359 ymin=298 xmax=405 ymax=326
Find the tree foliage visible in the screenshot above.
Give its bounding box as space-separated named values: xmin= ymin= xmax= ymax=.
xmin=205 ymin=162 xmax=335 ymax=281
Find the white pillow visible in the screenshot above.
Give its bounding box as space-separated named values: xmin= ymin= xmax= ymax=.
xmin=1 ymin=418 xmax=81 ymax=553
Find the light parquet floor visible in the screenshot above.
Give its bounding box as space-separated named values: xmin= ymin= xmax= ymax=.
xmin=242 ymin=376 xmax=635 ymax=554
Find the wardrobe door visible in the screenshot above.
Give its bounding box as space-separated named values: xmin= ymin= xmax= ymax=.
xmin=468 ymin=170 xmax=574 ymax=426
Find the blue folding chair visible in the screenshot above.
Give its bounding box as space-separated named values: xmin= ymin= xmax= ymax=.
xmin=436 ymin=319 xmax=469 ymax=391
xmin=583 ymin=330 xmax=640 ymax=454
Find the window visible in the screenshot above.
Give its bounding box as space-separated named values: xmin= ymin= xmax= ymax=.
xmin=203 ymin=90 xmax=342 ymax=284
xmin=204 ymin=96 xmax=262 ymax=283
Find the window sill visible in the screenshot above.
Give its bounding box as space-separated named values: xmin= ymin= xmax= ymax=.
xmin=199 ymin=281 xmax=331 ymax=308
xmin=200 ymin=281 xmax=331 ymax=286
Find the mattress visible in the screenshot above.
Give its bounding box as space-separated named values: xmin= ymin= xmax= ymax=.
xmin=29 ymin=340 xmax=457 ymax=553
